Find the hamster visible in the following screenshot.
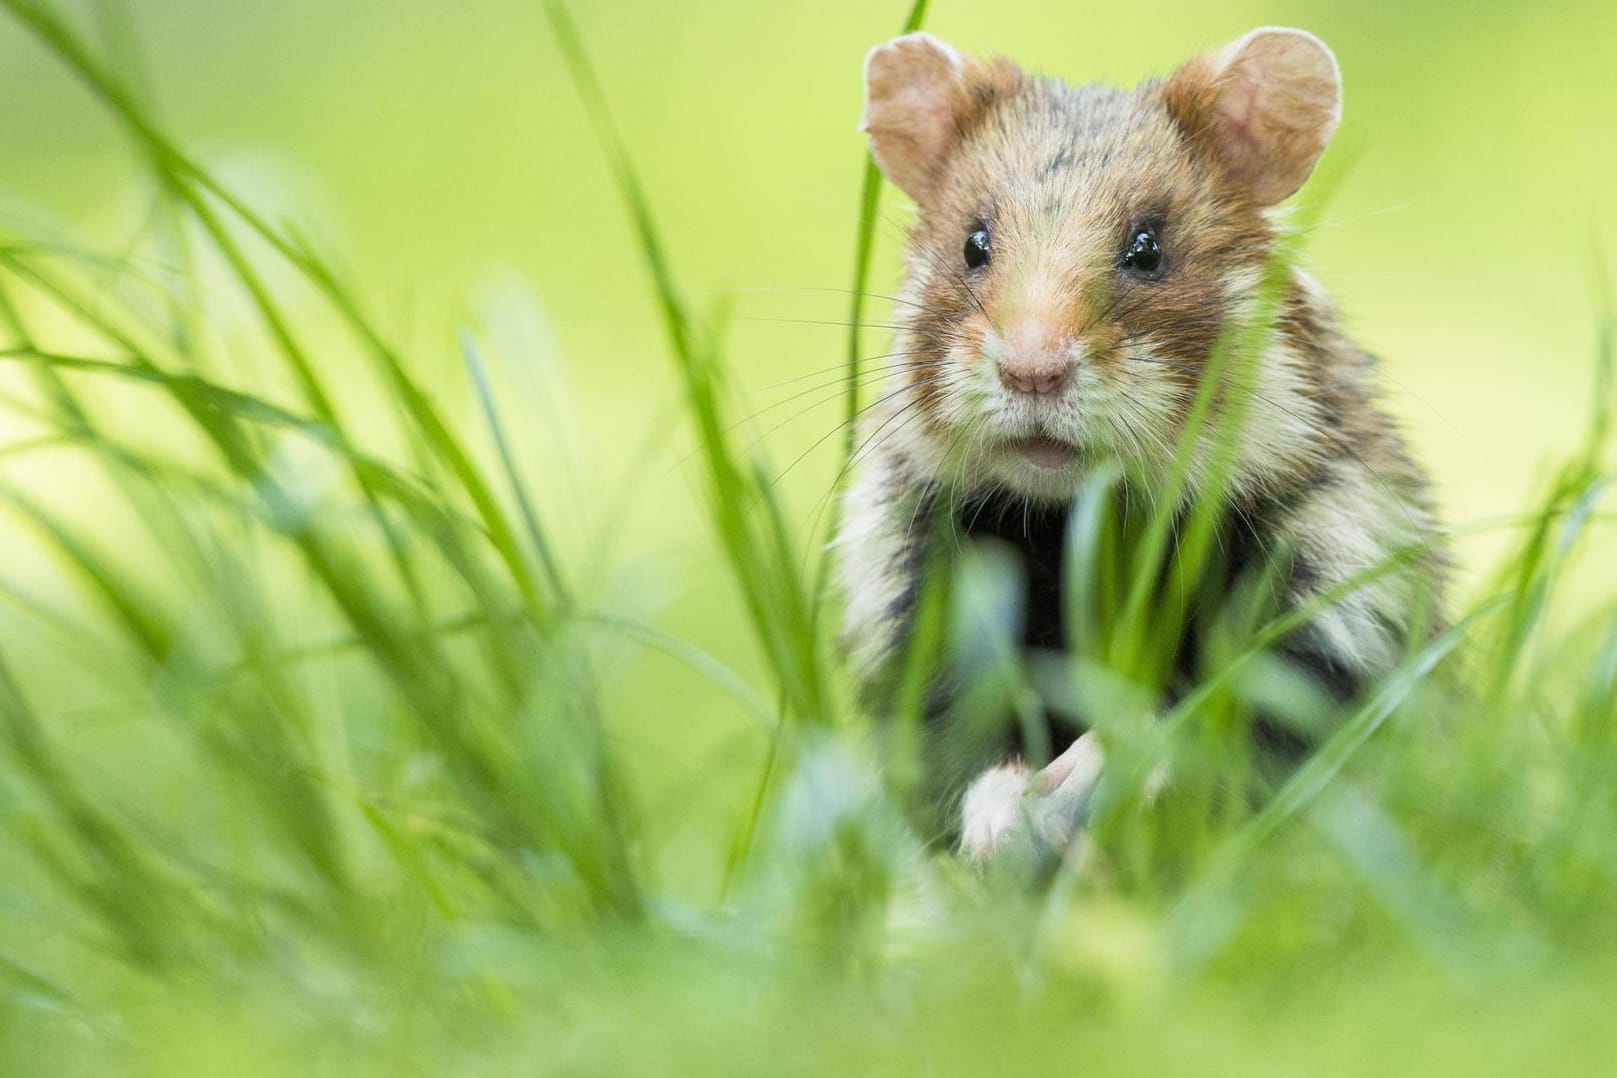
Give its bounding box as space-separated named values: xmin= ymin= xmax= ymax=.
xmin=833 ymin=28 xmax=1447 ymax=860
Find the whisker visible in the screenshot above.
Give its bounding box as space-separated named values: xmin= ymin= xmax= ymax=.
xmin=797 ymin=394 xmax=940 ymax=562
xmin=721 ymin=284 xmax=928 ymax=312
xmin=746 ymin=348 xmax=935 ymax=394
xmin=735 ymin=358 xmax=939 ymax=428
xmin=769 ymin=372 xmax=954 ymax=491
xmin=740 ymin=315 xmax=971 ymax=344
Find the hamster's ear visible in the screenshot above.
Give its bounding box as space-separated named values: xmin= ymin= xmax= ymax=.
xmin=861 ymin=33 xmax=976 ymax=202
xmin=1165 ymin=27 xmax=1341 ymax=205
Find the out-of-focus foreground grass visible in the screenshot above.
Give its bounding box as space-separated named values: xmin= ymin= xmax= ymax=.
xmin=0 ymin=0 xmax=1614 ymax=1073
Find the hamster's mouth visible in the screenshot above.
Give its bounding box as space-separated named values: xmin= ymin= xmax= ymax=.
xmin=1009 ymin=436 xmax=1079 ymax=471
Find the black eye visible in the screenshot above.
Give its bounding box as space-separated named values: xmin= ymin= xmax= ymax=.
xmin=1121 ymin=225 xmax=1162 ymax=277
xmin=963 ymin=228 xmax=991 ymax=270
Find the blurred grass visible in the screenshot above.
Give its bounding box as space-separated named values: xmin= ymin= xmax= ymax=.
xmin=0 ymin=0 xmax=1614 ymax=1074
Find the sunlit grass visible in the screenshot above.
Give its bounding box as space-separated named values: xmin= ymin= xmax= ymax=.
xmin=0 ymin=1 xmax=1614 ymax=1072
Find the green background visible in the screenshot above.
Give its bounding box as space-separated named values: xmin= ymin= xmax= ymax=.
xmin=0 ymin=2 xmax=1613 ymax=1069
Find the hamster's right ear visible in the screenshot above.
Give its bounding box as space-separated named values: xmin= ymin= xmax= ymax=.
xmin=1165 ymin=27 xmax=1342 ymax=205
xmin=860 ymin=33 xmax=977 ymax=203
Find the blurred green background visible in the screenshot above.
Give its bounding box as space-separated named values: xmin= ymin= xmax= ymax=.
xmin=0 ymin=0 xmax=1613 ymax=906
xmin=0 ymin=2 xmax=1612 ymax=1070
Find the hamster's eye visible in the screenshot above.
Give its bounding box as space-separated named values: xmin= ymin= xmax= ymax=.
xmin=963 ymin=229 xmax=991 ymax=271
xmin=1121 ymin=225 xmax=1163 ymax=277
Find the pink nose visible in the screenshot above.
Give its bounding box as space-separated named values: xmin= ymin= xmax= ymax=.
xmin=997 ymin=319 xmax=1076 ymax=396
xmin=998 ymin=358 xmax=1074 ymax=396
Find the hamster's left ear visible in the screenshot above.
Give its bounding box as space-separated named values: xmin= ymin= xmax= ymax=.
xmin=861 ymin=33 xmax=979 ymax=203
xmin=1165 ymin=27 xmax=1342 ymax=205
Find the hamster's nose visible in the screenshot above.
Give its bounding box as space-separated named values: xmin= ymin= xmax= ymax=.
xmin=996 ymin=319 xmax=1076 ymax=396
xmin=998 ymin=362 xmax=1074 ymax=396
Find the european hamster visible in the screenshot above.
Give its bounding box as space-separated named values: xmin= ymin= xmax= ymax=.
xmin=834 ymin=28 xmax=1447 ymax=859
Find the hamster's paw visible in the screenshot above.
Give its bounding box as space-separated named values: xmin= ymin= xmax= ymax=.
xmin=957 ymin=759 xmax=1031 ymax=862
xmin=958 ymin=732 xmax=1104 ymax=863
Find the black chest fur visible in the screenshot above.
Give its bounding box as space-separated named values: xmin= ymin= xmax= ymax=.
xmin=955 ymin=496 xmax=1074 ymax=654
xmin=944 ymin=485 xmax=1350 ymax=762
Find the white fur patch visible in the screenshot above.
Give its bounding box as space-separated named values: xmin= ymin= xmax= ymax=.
xmin=958 ymin=761 xmax=1031 ymax=862
xmin=833 ymin=450 xmax=915 ymax=682
xmin=1280 ymin=459 xmax=1433 ymax=677
xmin=958 ymin=732 xmax=1107 ymax=862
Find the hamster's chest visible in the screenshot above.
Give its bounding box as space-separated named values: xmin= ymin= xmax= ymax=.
xmin=953 ymin=487 xmax=1276 ymax=649
xmin=946 ymin=486 xmax=1282 ymax=756
xmin=954 ymin=495 xmax=1073 ymax=653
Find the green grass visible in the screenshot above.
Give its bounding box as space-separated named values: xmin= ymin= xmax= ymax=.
xmin=0 ymin=1 xmax=1615 ymax=1073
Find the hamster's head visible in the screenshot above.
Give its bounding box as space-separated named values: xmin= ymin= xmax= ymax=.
xmin=860 ymin=28 xmax=1341 ymax=502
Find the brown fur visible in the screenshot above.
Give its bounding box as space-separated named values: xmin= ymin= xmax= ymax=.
xmin=896 ymin=69 xmax=1279 ymax=440
xmin=836 ymin=30 xmax=1447 ymax=751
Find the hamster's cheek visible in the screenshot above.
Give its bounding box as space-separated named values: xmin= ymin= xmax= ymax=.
xmin=1084 ymin=350 xmax=1196 ymax=476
